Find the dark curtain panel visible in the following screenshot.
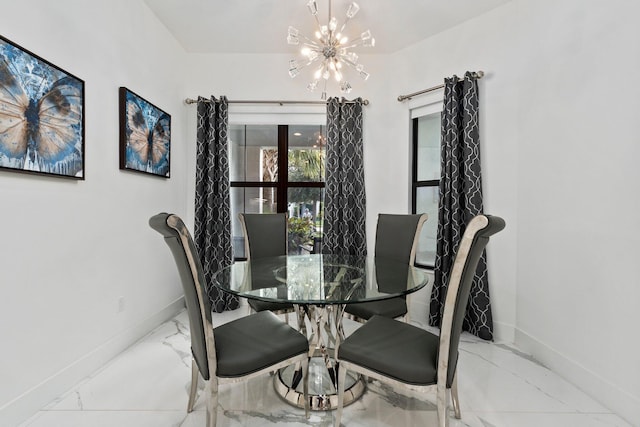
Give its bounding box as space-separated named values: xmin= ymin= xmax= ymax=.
xmin=429 ymin=72 xmax=493 ymax=340
xmin=322 ymin=97 xmax=367 ymax=256
xmin=194 ymin=96 xmax=239 ymax=312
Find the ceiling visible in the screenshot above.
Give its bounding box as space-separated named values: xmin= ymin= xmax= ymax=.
xmin=144 ymin=0 xmax=512 ymax=54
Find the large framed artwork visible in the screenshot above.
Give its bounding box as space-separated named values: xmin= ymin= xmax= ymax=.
xmin=119 ymin=87 xmax=171 ymax=178
xmin=0 ymin=35 xmax=85 ymax=179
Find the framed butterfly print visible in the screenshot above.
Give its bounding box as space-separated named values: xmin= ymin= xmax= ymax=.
xmin=0 ymin=35 xmax=85 ymax=179
xmin=119 ymin=87 xmax=171 ymax=178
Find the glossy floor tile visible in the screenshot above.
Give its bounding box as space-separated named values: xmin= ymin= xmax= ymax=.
xmin=20 ymin=308 xmax=632 ymax=427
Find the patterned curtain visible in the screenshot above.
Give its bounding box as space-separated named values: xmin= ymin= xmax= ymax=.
xmin=194 ymin=96 xmax=239 ymax=312
xmin=322 ymin=98 xmax=367 ymax=256
xmin=429 ymin=72 xmax=493 ymax=340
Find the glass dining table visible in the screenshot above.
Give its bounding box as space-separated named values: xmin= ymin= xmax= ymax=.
xmin=212 ymin=253 xmax=430 ymax=411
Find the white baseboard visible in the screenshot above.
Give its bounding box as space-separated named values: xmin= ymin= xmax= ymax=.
xmin=491 ymin=320 xmax=515 ymax=343
xmin=515 ymin=328 xmax=640 ymax=425
xmin=1 ymin=297 xmax=185 ymax=427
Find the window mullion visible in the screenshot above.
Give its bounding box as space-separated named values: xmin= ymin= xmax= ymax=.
xmin=277 ymin=125 xmax=288 ymax=213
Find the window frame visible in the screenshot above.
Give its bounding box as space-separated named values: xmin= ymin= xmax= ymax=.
xmin=410 ymin=103 xmax=442 ymax=270
xmin=229 ymin=125 xmax=326 ymax=213
xmin=230 ymin=124 xmax=325 ymax=260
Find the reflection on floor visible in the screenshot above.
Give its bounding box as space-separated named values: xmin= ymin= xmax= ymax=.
xmin=21 ymin=309 xmax=632 ymax=427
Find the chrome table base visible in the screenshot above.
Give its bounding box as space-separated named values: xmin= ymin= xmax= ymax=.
xmin=273 ymin=356 xmax=366 ymax=410
xmin=273 ymin=304 xmax=366 ymax=411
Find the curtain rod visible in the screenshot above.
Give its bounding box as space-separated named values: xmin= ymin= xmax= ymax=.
xmin=184 ymin=98 xmax=369 ymax=106
xmin=397 ymin=71 xmax=484 ymax=102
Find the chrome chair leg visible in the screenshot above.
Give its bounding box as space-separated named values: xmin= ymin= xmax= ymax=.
xmin=187 ymin=358 xmax=199 ymax=412
xmin=335 ymin=364 xmax=347 ymax=427
xmin=207 ymin=377 xmax=218 ymax=427
xmin=333 ymin=305 xmax=345 ymax=362
xmin=436 ymin=383 xmax=449 ymax=427
xmin=301 ymin=356 xmax=310 ymax=419
xmin=451 ymin=371 xmax=461 ymax=419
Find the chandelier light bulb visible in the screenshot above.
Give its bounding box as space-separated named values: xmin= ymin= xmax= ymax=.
xmin=287 ymin=0 xmax=375 ymax=99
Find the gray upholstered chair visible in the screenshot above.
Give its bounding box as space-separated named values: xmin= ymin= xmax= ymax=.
xmin=344 ymin=213 xmax=427 ymax=323
xmin=149 ymin=213 xmax=309 ymax=427
xmin=335 ymin=214 xmax=505 ymax=427
xmin=238 ymin=213 xmax=297 ymax=321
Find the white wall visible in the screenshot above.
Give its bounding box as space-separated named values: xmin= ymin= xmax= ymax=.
xmin=179 ymin=5 xmax=523 ymax=407
xmin=389 ymin=0 xmax=521 ymax=345
xmin=2 ymin=0 xmax=639 ymax=425
xmin=387 ymin=0 xmax=640 ymax=423
xmin=0 ymin=1 xmax=189 ymax=425
xmin=178 ymin=1 xmax=640 ymax=423
xmin=514 ymin=0 xmax=640 ymax=423
xmin=181 ymin=52 xmax=386 ymax=232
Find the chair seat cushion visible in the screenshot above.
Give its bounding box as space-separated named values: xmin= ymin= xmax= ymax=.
xmin=338 ymin=315 xmax=439 ymax=385
xmin=248 ymin=299 xmax=294 ymax=313
xmin=214 ymin=311 xmax=308 ymax=378
xmin=344 ymin=296 xmax=407 ymax=320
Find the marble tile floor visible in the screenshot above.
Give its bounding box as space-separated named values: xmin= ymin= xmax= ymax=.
xmin=21 ymin=308 xmax=633 ymax=427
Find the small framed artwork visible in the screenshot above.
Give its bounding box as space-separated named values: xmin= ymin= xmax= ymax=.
xmin=0 ymin=35 xmax=85 ymax=179
xmin=119 ymin=87 xmax=171 ymax=178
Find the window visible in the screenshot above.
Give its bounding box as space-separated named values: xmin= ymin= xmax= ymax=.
xmin=411 ymin=113 xmax=441 ymax=268
xmin=229 ymin=124 xmax=326 ymax=259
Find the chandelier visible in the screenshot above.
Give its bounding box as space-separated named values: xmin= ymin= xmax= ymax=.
xmin=287 ymin=0 xmax=375 ymax=100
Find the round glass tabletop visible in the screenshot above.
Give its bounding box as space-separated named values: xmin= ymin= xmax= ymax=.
xmin=212 ymin=254 xmax=430 ymax=305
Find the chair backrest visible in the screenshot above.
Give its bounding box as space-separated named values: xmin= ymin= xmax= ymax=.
xmin=374 ymin=214 xmax=428 ymax=264
xmin=149 ymin=213 xmax=214 ymax=380
xmin=438 ymin=214 xmax=505 ymax=387
xmin=239 ymin=213 xmax=287 ymax=259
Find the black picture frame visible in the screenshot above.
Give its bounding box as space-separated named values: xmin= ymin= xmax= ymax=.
xmin=0 ymin=34 xmax=85 ymax=179
xmin=119 ymin=87 xmax=171 ymax=178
